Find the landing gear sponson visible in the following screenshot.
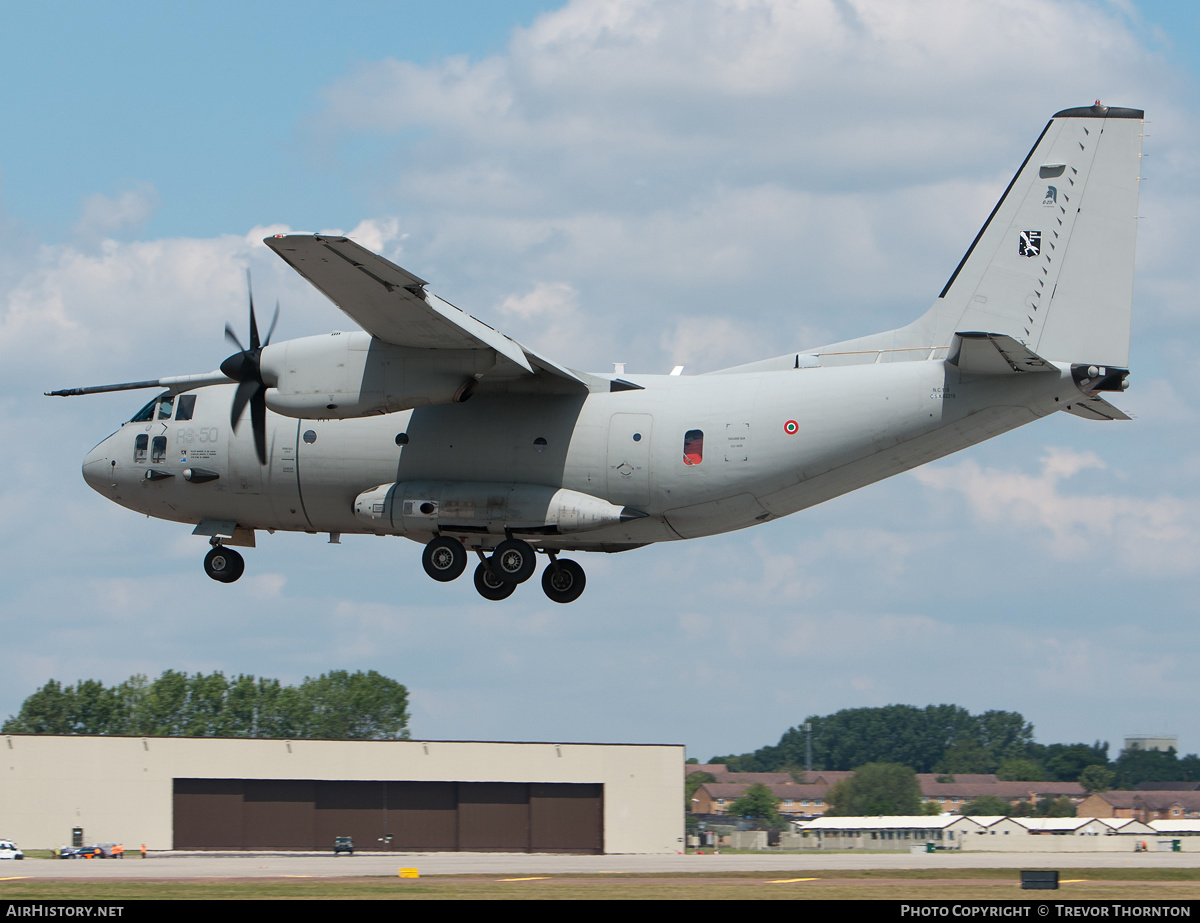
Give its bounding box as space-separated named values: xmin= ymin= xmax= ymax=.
xmin=353 ymin=481 xmax=644 ymax=603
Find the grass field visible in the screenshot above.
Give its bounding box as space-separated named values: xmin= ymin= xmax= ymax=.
xmin=2 ymin=868 xmax=1199 ymax=900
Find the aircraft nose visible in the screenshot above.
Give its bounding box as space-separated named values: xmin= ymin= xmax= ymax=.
xmin=82 ymin=440 xmax=116 ymax=495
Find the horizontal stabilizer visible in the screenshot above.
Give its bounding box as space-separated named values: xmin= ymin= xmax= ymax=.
xmin=1063 ymin=396 xmax=1131 ymax=421
xmin=949 ymin=332 xmax=1056 ymax=375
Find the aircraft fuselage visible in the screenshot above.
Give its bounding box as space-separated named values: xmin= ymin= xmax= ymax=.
xmin=84 ymin=356 xmax=1072 ymax=550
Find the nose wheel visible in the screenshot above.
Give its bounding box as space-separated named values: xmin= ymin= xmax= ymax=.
xmin=203 ymin=546 xmax=244 ymax=583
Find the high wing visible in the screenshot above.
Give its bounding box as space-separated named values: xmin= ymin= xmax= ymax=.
xmin=264 ymin=234 xmax=592 ymax=391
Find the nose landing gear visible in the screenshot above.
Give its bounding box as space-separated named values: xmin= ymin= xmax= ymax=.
xmin=203 ymin=544 xmax=245 ymax=583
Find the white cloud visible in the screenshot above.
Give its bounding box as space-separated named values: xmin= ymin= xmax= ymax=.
xmin=494 ymin=280 xmax=606 ymax=362
xmin=247 ymin=573 xmax=287 ymax=600
xmin=317 ymin=0 xmax=1161 ymax=192
xmin=912 ymin=448 xmax=1200 ymax=574
xmin=73 ymin=183 xmax=161 ymax=242
xmin=303 ymin=0 xmax=1184 ymax=373
xmin=499 ymin=280 xmax=577 ymax=320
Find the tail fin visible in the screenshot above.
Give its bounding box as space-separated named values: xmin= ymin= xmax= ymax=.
xmin=929 ymin=103 xmax=1143 ymax=367
xmin=765 ymin=105 xmax=1144 ymax=372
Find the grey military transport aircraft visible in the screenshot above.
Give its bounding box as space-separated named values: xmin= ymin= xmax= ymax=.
xmin=51 ymin=104 xmax=1142 ymax=604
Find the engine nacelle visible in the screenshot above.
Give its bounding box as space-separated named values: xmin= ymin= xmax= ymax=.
xmin=353 ymin=481 xmax=642 ymax=536
xmin=258 ymin=332 xmax=494 ymax=419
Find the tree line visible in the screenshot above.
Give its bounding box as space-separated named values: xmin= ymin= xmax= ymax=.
xmin=707 ymin=704 xmax=1200 ymax=789
xmin=1 ymin=669 xmax=409 ymax=740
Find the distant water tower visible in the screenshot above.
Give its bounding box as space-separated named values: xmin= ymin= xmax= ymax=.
xmin=1124 ymin=734 xmax=1178 ymax=753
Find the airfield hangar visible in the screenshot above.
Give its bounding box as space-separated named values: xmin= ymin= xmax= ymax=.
xmin=0 ymin=736 xmax=683 ymax=854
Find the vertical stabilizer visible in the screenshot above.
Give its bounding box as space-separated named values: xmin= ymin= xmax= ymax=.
xmin=741 ymin=105 xmax=1145 ymax=375
xmin=928 ymin=104 xmax=1143 ymax=367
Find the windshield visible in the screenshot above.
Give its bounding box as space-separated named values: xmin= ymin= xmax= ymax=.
xmin=129 ymin=395 xmax=164 ymax=423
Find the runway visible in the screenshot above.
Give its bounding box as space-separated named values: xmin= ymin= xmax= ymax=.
xmin=6 ymin=850 xmax=1200 ymax=879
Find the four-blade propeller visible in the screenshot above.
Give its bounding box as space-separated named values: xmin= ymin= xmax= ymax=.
xmin=219 ymin=272 xmax=279 ymax=465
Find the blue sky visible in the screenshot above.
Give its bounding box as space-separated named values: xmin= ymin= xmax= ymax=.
xmin=2 ymin=0 xmax=1199 ymax=765
xmin=0 ymin=1 xmax=562 ymax=240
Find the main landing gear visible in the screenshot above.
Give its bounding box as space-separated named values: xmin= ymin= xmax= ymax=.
xmin=203 ymin=544 xmax=244 ymax=583
xmin=422 ymin=537 xmax=588 ymax=603
xmin=541 ymin=556 xmax=585 ymax=604
xmin=422 ymin=536 xmax=468 ymax=582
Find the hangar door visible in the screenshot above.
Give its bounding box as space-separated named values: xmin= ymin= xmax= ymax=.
xmin=173 ymin=779 xmax=603 ymax=853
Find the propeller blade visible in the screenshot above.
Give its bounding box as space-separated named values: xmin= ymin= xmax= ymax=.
xmin=230 ymin=378 xmax=261 ymax=431
xmin=224 ymin=324 xmax=245 ymax=353
xmin=263 ymin=300 xmax=280 ymax=347
xmin=250 ymin=390 xmax=267 ymax=465
xmin=224 ymin=270 xmax=280 ymax=465
xmin=247 ymin=271 xmax=261 ymax=352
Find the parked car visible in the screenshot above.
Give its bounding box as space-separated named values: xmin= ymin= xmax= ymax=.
xmin=60 ymin=846 xmax=103 ymax=859
xmin=333 ymin=836 xmax=354 ymax=855
xmin=0 ymin=840 xmax=23 ymax=860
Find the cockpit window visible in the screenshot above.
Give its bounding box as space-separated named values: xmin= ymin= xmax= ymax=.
xmin=130 ymin=396 xmax=160 ymax=423
xmin=175 ymin=393 xmax=196 ymax=421
xmin=156 ymin=395 xmax=175 ymax=420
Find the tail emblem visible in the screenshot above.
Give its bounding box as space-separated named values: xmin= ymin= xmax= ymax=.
xmin=1019 ymin=230 xmax=1042 ymax=257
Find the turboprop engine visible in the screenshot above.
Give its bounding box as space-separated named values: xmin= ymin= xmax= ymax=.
xmin=258 ymin=331 xmax=494 ymax=419
xmin=353 ymin=482 xmax=644 ymax=538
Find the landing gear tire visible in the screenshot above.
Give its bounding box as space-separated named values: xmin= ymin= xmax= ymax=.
xmin=542 ymin=558 xmax=586 ymax=604
xmin=490 ymin=538 xmax=536 ymax=584
xmin=204 ymin=547 xmax=244 ymax=583
xmin=474 ymin=561 xmax=516 ymax=601
xmin=422 ymin=537 xmax=467 ymax=582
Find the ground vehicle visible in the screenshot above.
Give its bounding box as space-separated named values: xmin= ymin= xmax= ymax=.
xmin=0 ymin=839 xmax=24 ymax=859
xmin=333 ymin=836 xmax=354 ymax=855
xmin=59 ymin=845 xmax=103 ymax=859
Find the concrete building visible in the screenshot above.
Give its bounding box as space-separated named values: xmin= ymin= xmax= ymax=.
xmin=789 ymin=815 xmax=982 ymax=850
xmin=789 ymin=814 xmax=1179 ymax=853
xmin=0 ymin=735 xmax=683 ymax=854
xmin=690 ymin=782 xmax=831 ymax=817
xmin=1077 ymin=789 xmax=1200 ymax=824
